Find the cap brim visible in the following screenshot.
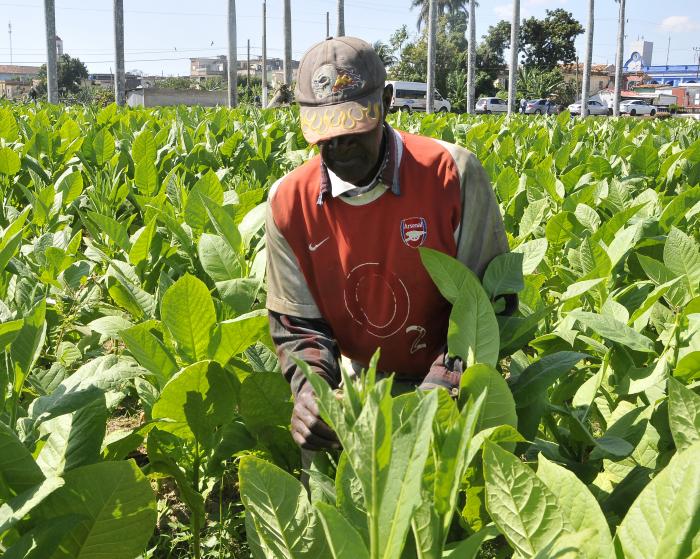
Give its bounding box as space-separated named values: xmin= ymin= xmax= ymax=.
xmin=299 ymin=88 xmax=383 ymax=144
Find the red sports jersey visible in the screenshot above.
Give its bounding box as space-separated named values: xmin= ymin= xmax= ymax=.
xmin=269 ymin=131 xmax=462 ymax=378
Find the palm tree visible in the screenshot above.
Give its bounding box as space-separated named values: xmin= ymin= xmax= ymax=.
xmin=466 ymin=0 xmax=476 ymax=113
xmin=227 ymin=0 xmax=237 ymax=107
xmin=426 ymin=0 xmax=437 ymax=113
xmin=507 ymin=0 xmax=520 ymax=114
xmin=337 ymin=0 xmax=345 ymax=37
xmin=581 ymin=0 xmax=594 ymax=116
xmin=283 ymin=0 xmax=292 ymax=85
xmin=410 ymin=0 xmax=468 ymax=30
xmin=373 ymin=41 xmax=396 ymax=67
xmin=613 ymin=0 xmax=626 ymax=116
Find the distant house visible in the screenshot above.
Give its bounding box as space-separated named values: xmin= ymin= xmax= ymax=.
xmin=190 ymin=55 xmax=298 ymax=82
xmin=0 ymin=65 xmax=40 ymax=83
xmin=86 ymin=73 xmax=141 ymax=91
xmin=560 ymin=63 xmax=615 ymax=96
xmin=0 ymin=65 xmax=40 ymax=100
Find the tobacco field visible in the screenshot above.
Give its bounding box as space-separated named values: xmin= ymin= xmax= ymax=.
xmin=0 ymin=101 xmax=698 ymax=559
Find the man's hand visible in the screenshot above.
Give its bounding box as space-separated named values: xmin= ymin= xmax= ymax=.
xmin=418 ymin=352 xmax=465 ymax=398
xmin=291 ymin=384 xmax=341 ymax=451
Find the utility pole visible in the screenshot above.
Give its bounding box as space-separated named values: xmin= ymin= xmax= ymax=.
xmin=262 ymin=0 xmax=268 ymax=107
xmin=227 ymin=0 xmax=238 ymax=107
xmin=613 ymin=0 xmax=625 ymax=116
xmin=467 ymin=0 xmax=476 ymax=114
xmin=337 ymin=0 xmax=345 ymax=37
xmin=283 ymin=0 xmax=292 ymax=85
xmin=326 ymin=11 xmax=330 ymax=38
xmin=43 ymin=0 xmax=58 ymax=103
xmin=426 ymin=0 xmax=437 ymax=114
xmin=113 ymin=0 xmax=126 ymax=106
xmin=8 ymin=22 xmax=12 ymax=64
xmin=247 ymin=39 xmax=250 ymax=92
xmin=507 ymin=0 xmax=520 ymax=115
xmin=581 ymin=0 xmax=594 ymax=116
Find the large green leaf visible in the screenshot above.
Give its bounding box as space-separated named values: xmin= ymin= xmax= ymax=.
xmin=11 ymin=299 xmax=46 ymax=394
xmin=238 ymin=370 xmax=292 ymax=432
xmin=510 ymin=352 xmax=588 ymax=407
xmin=184 ymin=171 xmax=224 ymax=233
xmin=239 ymin=456 xmax=328 ymax=559
xmin=0 ymin=146 xmax=21 ymax=175
xmin=0 ymin=477 xmax=65 ymax=534
xmin=459 ymin=364 xmax=517 ymax=433
xmin=536 ymin=455 xmax=614 ymax=559
xmin=120 ymin=321 xmax=178 ymax=385
xmin=160 ymin=274 xmax=216 ymax=363
xmin=418 ymin=247 xmax=470 ymax=304
xmin=569 ymin=311 xmax=655 ymax=353
xmin=482 ymin=252 xmax=524 ymax=299
xmin=198 ymin=232 xmax=242 ymax=282
xmin=483 ymin=441 xmax=569 ymax=558
xmin=210 ymin=310 xmax=269 ymax=364
xmin=151 ymin=360 xmax=239 ymax=445
xmin=0 ymin=422 xmax=44 ymax=496
xmin=315 ymin=502 xmax=369 ymax=559
xmin=664 ymin=227 xmax=700 ymax=296
xmin=667 ymin=377 xmax=700 ymax=452
xmin=615 ymin=441 xmax=700 ymax=559
xmin=37 ymin=460 xmax=156 ymax=559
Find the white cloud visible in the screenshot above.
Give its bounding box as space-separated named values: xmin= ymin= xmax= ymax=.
xmin=660 ymin=16 xmax=700 ymax=33
xmin=526 ymin=0 xmax=568 ymax=6
xmin=493 ymin=0 xmax=567 ymax=20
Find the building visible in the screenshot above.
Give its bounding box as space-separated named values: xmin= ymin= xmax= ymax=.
xmin=0 ymin=65 xmax=40 ymax=100
xmin=623 ymin=40 xmax=700 ymax=86
xmin=190 ymin=55 xmax=298 ymax=82
xmin=87 ymin=72 xmax=141 ymax=90
xmin=561 ymin=63 xmax=615 ymax=96
xmin=0 ymin=64 xmax=40 ymax=82
xmin=56 ymin=35 xmax=64 ymax=56
xmin=624 ymin=40 xmax=653 ymax=71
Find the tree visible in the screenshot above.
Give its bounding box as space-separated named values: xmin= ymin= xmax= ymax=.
xmin=474 ymin=21 xmax=510 ymax=98
xmin=466 ymin=0 xmax=476 ymax=113
xmin=516 ymin=66 xmax=564 ymax=100
xmin=373 ymin=41 xmax=397 ymax=67
xmin=410 ymin=0 xmax=467 ymax=30
xmin=581 ymin=0 xmax=594 ymax=116
xmin=520 ymin=9 xmax=583 ymax=70
xmin=390 ymin=12 xmax=468 ymax=99
xmin=38 ymin=54 xmax=88 ymax=94
xmin=507 ymin=0 xmax=520 ymax=114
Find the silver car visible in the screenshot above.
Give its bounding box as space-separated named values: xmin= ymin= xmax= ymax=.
xmin=475 ymin=97 xmax=509 ymax=114
xmin=524 ymin=99 xmax=557 ymax=115
xmin=568 ymin=99 xmax=609 ymax=116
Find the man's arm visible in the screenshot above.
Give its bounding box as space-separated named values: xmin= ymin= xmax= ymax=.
xmin=268 ymin=311 xmax=341 ymax=397
xmin=420 ymin=143 xmax=517 ymax=393
xmin=266 ymin=195 xmax=340 ymax=449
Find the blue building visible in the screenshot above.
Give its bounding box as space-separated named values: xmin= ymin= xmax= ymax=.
xmin=623 ymin=40 xmax=700 ymax=86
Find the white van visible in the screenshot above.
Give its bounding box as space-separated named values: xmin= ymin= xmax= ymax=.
xmin=386 ymin=80 xmax=451 ymax=113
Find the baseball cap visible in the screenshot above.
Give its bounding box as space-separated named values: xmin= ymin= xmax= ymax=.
xmin=295 ymin=36 xmax=387 ymax=144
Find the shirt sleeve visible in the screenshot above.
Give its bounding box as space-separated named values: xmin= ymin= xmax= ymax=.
xmin=437 ymin=140 xmax=517 ymax=315
xmin=268 ymin=311 xmax=341 ymax=396
xmin=265 ymin=181 xmax=322 ymax=318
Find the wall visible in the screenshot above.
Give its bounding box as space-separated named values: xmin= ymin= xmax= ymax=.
xmin=127 ymin=88 xmax=229 ymax=107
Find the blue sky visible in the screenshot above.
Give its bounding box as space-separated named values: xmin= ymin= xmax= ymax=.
xmin=0 ymin=0 xmax=697 ymax=75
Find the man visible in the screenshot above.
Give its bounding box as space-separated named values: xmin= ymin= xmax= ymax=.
xmin=266 ymin=37 xmax=513 ymax=451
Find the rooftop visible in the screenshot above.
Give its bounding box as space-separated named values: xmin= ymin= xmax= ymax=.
xmin=0 ymin=65 xmax=41 ymax=75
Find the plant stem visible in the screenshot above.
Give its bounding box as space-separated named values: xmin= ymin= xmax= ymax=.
xmin=192 ymin=441 xmax=202 ymax=559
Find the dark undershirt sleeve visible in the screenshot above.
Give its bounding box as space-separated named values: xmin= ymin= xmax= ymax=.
xmin=268 ymin=310 xmax=341 ymax=397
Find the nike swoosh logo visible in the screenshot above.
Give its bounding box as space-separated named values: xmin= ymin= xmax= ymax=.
xmin=309 ymin=237 xmax=330 ymax=251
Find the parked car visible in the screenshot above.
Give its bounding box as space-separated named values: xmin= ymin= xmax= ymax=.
xmin=619 ymin=99 xmax=656 ymax=116
xmin=386 ymin=81 xmax=451 ymax=113
xmin=567 ymin=99 xmax=608 ymax=116
xmin=524 ymin=99 xmax=557 ymax=115
xmin=475 ymin=97 xmax=509 ymax=114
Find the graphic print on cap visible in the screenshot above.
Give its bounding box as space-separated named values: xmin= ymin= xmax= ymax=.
xmin=401 ymin=217 xmax=428 ymax=248
xmin=311 ymin=64 xmax=365 ymax=101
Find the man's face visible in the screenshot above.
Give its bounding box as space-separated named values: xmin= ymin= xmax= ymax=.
xmin=318 ymin=120 xmax=384 ymax=185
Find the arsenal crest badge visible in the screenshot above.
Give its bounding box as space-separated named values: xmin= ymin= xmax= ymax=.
xmin=401 ymin=217 xmax=427 ymax=248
